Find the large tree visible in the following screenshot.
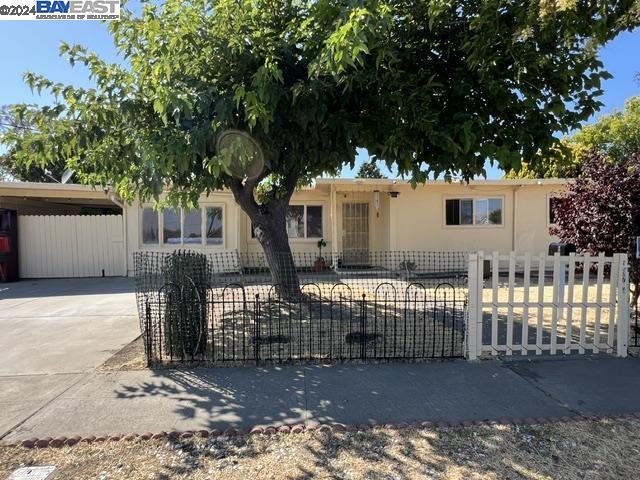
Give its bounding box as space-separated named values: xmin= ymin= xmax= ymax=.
xmin=0 ymin=105 xmax=67 ymax=182
xmin=2 ymin=0 xmax=638 ymax=296
xmin=551 ymin=154 xmax=640 ymax=304
xmin=508 ymin=94 xmax=640 ymax=179
xmin=356 ymin=160 xmax=385 ymax=179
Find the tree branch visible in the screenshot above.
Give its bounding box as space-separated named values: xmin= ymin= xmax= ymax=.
xmin=281 ymin=167 xmax=301 ymax=203
xmin=229 ymin=177 xmax=260 ymax=218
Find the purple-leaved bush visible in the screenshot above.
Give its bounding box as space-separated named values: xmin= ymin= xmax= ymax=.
xmin=551 ymin=154 xmax=640 ymax=304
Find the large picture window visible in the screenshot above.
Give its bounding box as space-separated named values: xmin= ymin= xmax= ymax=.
xmin=140 ymin=206 xmax=224 ymax=247
xmin=445 ymin=198 xmax=503 ymax=226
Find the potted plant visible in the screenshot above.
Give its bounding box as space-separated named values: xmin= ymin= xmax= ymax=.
xmin=314 ymin=239 xmax=327 ymax=272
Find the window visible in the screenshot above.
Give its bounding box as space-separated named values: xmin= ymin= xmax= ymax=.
xmin=286 ymin=205 xmax=305 ymax=238
xmin=306 ymin=206 xmax=323 ymax=238
xmin=549 ymin=197 xmax=562 ymax=225
xmin=141 ymin=206 xmax=224 ymax=247
xmin=141 ymin=208 xmax=159 ymax=244
xmin=205 ymin=207 xmax=223 ymax=245
xmin=163 ymin=209 xmax=181 ymax=245
xmin=251 ymin=205 xmax=323 ymax=239
xmin=183 ymin=209 xmax=202 ymax=244
xmin=445 ymin=198 xmax=503 ymax=226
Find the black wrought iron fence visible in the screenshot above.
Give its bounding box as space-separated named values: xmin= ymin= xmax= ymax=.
xmin=135 ymin=250 xmax=468 ymax=366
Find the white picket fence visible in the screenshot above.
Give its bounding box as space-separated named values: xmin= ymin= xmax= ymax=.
xmin=466 ymin=251 xmax=629 ymax=360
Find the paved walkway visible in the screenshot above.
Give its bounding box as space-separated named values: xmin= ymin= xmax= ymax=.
xmin=2 ymin=356 xmax=640 ymax=442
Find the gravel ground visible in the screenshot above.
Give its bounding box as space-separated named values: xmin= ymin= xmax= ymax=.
xmin=2 ymin=418 xmax=640 ymax=480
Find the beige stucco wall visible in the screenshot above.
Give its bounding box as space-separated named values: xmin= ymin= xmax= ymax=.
xmin=514 ymin=184 xmax=565 ymax=253
xmin=124 ymin=180 xmax=567 ymax=274
xmin=388 ymin=183 xmax=514 ymax=252
xmin=385 ymin=182 xmax=564 ymax=254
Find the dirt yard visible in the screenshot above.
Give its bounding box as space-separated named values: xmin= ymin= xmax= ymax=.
xmin=2 ymin=419 xmax=639 ymax=480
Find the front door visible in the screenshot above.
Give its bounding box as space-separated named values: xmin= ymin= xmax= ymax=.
xmin=342 ymin=202 xmax=369 ymax=265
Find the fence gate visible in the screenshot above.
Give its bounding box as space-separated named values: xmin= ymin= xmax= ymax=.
xmin=466 ymin=251 xmax=629 ymax=359
xmin=18 ymin=214 xmax=125 ymax=278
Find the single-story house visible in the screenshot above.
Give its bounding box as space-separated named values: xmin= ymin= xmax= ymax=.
xmin=0 ymin=178 xmax=566 ymax=279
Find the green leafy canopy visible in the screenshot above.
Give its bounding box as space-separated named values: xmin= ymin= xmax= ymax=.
xmin=508 ymin=95 xmax=640 ymax=179
xmin=2 ymin=0 xmax=638 ymax=208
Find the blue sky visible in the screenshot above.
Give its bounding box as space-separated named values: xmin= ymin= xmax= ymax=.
xmin=0 ymin=20 xmax=638 ymax=179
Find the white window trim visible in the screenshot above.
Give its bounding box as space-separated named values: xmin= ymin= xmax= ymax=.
xmin=248 ymin=203 xmax=324 ymax=242
xmin=139 ymin=204 xmax=226 ymax=249
xmin=442 ymin=195 xmax=505 ymax=228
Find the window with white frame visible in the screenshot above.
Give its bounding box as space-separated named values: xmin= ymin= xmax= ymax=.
xmin=252 ymin=205 xmax=323 ymax=239
xmin=445 ymin=198 xmax=503 ymax=226
xmin=140 ymin=206 xmax=224 ymax=246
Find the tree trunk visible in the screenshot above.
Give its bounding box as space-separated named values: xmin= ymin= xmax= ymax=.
xmin=251 ymin=203 xmax=301 ymax=300
xmin=229 ymin=175 xmax=302 ymax=300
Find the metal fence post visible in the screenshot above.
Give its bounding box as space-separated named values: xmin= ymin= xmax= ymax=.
xmin=617 ymin=254 xmax=630 ymax=358
xmin=254 ymin=294 xmax=260 ymax=366
xmin=361 ymin=293 xmax=367 ymax=360
xmin=145 ymin=299 xmax=153 ymax=367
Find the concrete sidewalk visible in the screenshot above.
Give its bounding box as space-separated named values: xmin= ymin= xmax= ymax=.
xmin=2 ymin=356 xmax=640 ymax=442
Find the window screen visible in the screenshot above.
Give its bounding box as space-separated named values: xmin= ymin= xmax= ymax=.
xmin=446 ymin=199 xmax=473 ymax=225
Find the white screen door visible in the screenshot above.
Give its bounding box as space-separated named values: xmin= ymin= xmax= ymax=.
xmin=342 ymin=202 xmax=369 ymax=265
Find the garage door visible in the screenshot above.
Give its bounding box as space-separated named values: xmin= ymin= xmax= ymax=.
xmin=18 ymin=215 xmax=125 ymax=278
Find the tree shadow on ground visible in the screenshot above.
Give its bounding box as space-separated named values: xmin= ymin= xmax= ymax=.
xmin=113 ymin=366 xmax=308 ymax=431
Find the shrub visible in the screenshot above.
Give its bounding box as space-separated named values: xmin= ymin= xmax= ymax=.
xmin=162 ymin=250 xmax=210 ymax=358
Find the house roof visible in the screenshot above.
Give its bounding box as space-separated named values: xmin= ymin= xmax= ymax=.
xmin=0 ymin=176 xmax=568 ymax=200
xmin=314 ymin=177 xmax=568 ymax=186
xmin=0 ymin=181 xmax=116 ymax=205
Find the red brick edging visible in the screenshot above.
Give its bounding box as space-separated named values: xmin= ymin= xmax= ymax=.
xmin=4 ymin=412 xmax=640 ymax=449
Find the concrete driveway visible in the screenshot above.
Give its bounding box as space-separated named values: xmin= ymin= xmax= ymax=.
xmin=0 ymin=277 xmax=139 ymax=438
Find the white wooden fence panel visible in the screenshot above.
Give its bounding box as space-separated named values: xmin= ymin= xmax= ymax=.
xmin=536 ymin=252 xmax=545 ymax=355
xmin=550 ymin=253 xmax=560 ymax=354
xmin=564 ymin=253 xmax=576 ymax=354
xmin=522 ymin=253 xmax=531 ymax=353
xmin=18 ymin=215 xmax=124 ymax=278
xmin=467 ymin=251 xmax=629 ymax=359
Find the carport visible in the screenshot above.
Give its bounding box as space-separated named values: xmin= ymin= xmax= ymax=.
xmin=0 ymin=182 xmax=126 ymax=279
